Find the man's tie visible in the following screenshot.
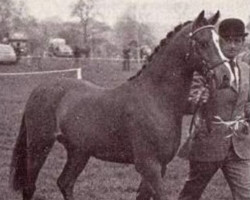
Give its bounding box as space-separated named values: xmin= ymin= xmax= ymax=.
xmin=229 ymin=60 xmax=236 ymax=78
xmin=229 ymin=60 xmax=238 ymax=89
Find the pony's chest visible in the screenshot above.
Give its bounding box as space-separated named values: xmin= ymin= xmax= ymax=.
xmin=138 ymin=101 xmax=178 ymax=132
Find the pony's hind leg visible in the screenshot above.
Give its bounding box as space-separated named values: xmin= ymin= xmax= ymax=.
xmin=57 ymin=148 xmax=89 ymax=200
xmin=23 ymin=139 xmax=56 ymax=200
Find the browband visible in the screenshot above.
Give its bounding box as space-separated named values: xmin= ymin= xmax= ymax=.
xmin=189 ymin=25 xmax=215 ymax=38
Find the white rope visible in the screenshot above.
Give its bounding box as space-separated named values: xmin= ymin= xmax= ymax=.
xmin=212 ymin=115 xmax=248 ymax=138
xmin=0 ymin=68 xmax=82 ymax=80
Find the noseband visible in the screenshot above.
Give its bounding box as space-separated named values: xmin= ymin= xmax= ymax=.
xmin=186 ymin=25 xmax=227 ymax=77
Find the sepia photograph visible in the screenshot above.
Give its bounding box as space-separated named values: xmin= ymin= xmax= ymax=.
xmin=1 ymin=0 xmax=250 ymax=199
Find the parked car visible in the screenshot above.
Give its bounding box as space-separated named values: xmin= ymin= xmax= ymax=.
xmin=47 ymin=38 xmax=74 ymax=57
xmin=9 ymin=32 xmax=29 ymax=56
xmin=0 ymin=44 xmax=17 ymax=64
xmin=53 ymin=44 xmax=74 ymax=57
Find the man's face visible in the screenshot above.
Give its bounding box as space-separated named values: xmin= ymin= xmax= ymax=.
xmin=219 ymin=36 xmax=244 ymax=60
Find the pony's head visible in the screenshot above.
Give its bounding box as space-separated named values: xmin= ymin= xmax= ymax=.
xmin=183 ymin=10 xmax=227 ymax=75
xmin=128 ymin=11 xmax=227 ymax=82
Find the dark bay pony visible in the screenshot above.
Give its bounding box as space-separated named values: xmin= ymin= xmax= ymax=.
xmin=10 ymin=11 xmax=226 ymax=200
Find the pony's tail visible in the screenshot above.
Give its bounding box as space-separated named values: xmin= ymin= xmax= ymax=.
xmin=9 ymin=114 xmax=28 ymax=191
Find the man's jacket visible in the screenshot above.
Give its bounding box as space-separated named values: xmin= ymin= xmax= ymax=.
xmin=187 ymin=58 xmax=250 ymax=161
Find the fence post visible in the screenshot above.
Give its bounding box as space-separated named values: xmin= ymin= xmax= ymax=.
xmin=76 ymin=68 xmax=82 ymax=80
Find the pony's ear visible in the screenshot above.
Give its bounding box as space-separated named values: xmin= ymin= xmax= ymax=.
xmin=193 ymin=10 xmax=205 ymax=29
xmin=208 ymin=11 xmax=220 ymax=25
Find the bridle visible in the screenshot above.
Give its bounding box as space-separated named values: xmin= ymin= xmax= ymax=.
xmin=185 ymin=25 xmax=227 ymax=77
xmin=189 ymin=25 xmax=215 ymax=38
xmin=186 ymin=25 xmax=228 ymax=136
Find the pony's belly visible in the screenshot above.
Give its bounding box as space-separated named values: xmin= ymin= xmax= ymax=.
xmin=93 ymin=148 xmax=134 ymax=164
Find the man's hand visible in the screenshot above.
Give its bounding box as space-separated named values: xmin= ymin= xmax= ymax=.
xmin=188 ymin=87 xmax=210 ymax=105
xmin=234 ymin=121 xmax=249 ymax=137
xmin=188 ymin=71 xmax=210 ymax=105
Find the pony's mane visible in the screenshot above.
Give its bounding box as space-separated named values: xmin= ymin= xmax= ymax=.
xmin=128 ymin=20 xmax=192 ymax=81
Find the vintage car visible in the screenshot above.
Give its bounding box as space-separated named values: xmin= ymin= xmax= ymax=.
xmin=53 ymin=44 xmax=74 ymax=57
xmin=0 ymin=44 xmax=17 ymax=64
xmin=9 ymin=32 xmax=29 ymax=56
xmin=47 ymin=38 xmax=74 ymax=57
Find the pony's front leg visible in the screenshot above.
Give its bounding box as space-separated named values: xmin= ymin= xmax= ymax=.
xmin=136 ymin=178 xmax=153 ymax=200
xmin=135 ymin=158 xmax=166 ymax=200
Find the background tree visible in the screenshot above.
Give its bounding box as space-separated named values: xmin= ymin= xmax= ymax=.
xmin=12 ymin=0 xmax=29 ymax=30
xmin=0 ymin=0 xmax=157 ymax=57
xmin=114 ymin=5 xmax=156 ymax=58
xmin=244 ymin=16 xmax=250 ymax=49
xmin=0 ymin=0 xmax=16 ymax=38
xmin=71 ymin=0 xmax=98 ymax=45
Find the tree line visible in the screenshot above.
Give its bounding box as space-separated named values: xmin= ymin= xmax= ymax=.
xmin=2 ymin=0 xmax=250 ymax=58
xmin=0 ymin=0 xmax=157 ymax=58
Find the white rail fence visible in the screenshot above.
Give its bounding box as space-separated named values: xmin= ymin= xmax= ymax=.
xmin=0 ymin=68 xmax=82 ymax=79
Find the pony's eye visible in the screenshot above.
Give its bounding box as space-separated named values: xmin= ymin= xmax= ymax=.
xmin=200 ymin=42 xmax=209 ymax=49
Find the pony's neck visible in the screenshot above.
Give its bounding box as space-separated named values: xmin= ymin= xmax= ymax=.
xmin=127 ymin=23 xmax=195 ymax=113
xmin=138 ymin=40 xmax=191 ymax=92
xmin=131 ymin=35 xmax=193 ymax=112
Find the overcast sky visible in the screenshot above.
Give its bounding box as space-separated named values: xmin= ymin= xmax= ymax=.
xmin=24 ymin=0 xmax=250 ymax=40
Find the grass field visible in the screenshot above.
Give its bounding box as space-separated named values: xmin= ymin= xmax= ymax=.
xmin=0 ymin=58 xmax=231 ymax=200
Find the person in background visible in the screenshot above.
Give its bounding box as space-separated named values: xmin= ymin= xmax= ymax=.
xmin=83 ymin=45 xmax=91 ymax=58
xmin=73 ymin=45 xmax=81 ymax=68
xmin=122 ymin=47 xmax=131 ymax=71
xmin=73 ymin=45 xmax=81 ymax=58
xmin=178 ymin=18 xmax=250 ymax=200
xmin=2 ymin=32 xmax=9 ymax=44
xmin=14 ymin=42 xmax=22 ymax=61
